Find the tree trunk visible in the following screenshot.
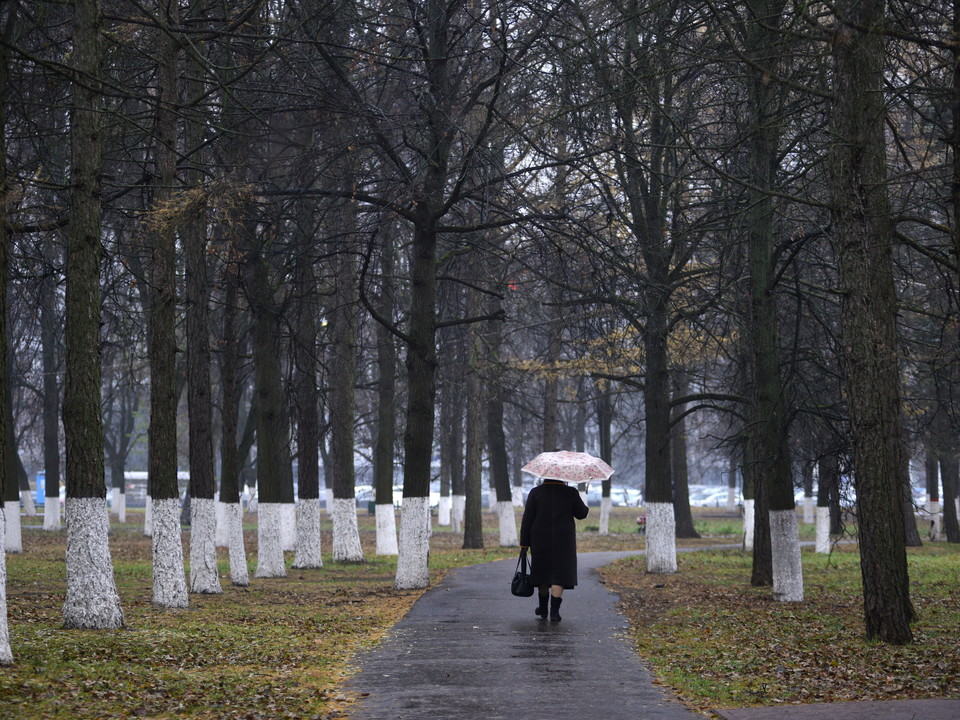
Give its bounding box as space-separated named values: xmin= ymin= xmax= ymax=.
xmin=396 ymin=220 xmax=439 ymax=588
xmin=644 ymin=303 xmax=677 ymax=574
xmin=103 ymin=384 xmax=136 ymax=526
xmin=246 ymin=242 xmax=290 ymax=578
xmin=487 ymin=295 xmax=517 ymax=547
xmin=3 ymin=364 xmax=21 ymax=552
xmin=330 ymin=212 xmax=364 ymax=563
xmin=61 ymin=0 xmax=124 ymax=628
xmin=148 ymin=5 xmax=188 ymax=608
xmin=462 ymin=285 xmax=485 ymax=550
xmin=740 ymin=443 xmax=755 ymax=550
xmin=830 ymin=0 xmax=915 ymax=642
xmin=744 ymin=0 xmax=801 ymax=602
xmin=597 ymin=387 xmax=614 ymax=536
xmin=747 ymin=432 xmax=772 ymax=586
xmin=0 ymin=43 xmax=9 ymax=660
xmin=393 ymin=0 xmax=459 ymax=588
xmin=924 ymin=441 xmax=941 ymax=540
xmin=940 ymin=452 xmax=960 ymax=543
xmin=816 ymin=454 xmax=840 ymax=553
xmin=932 ymin=354 xmax=960 ymax=543
xmin=184 ymin=107 xmax=220 ymax=594
xmin=672 ymin=373 xmax=700 ymax=539
xmin=438 ymin=387 xmax=452 ymax=527
xmin=292 ymin=257 xmax=323 ymax=569
xmin=217 ymin=261 xmax=248 ymax=586
xmin=950 ymin=0 xmax=960 ymax=538
xmin=542 ymin=306 xmax=560 ymax=453
xmin=40 ymin=247 xmax=61 ymax=531
xmin=727 ymin=451 xmax=739 ymax=513
xmin=801 ymin=461 xmax=815 ymax=525
xmin=901 ymin=438 xmax=922 ymax=547
xmin=373 ymin=219 xmax=399 ymax=555
xmin=437 ymin=338 xmax=457 ymax=527
xmin=439 ymin=352 xmax=464 ymax=531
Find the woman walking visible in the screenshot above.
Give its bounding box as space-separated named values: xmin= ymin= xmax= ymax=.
xmin=519 ymin=479 xmax=589 ymax=621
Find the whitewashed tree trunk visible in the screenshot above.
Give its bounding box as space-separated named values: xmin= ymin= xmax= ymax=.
xmin=143 ymin=495 xmax=153 ymax=537
xmin=4 ymin=504 xmax=21 ymax=553
xmin=815 ymin=506 xmax=830 ymax=553
xmin=151 ymin=498 xmax=188 ymax=608
xmin=332 ymin=498 xmax=364 ymax=562
xmin=189 ymin=497 xmax=222 ymax=594
xmin=495 ymin=501 xmax=518 ymax=547
xmin=255 ymin=503 xmax=287 ymax=578
xmin=280 ymin=502 xmax=297 ymax=552
xmin=215 ymin=497 xmax=229 ymax=547
xmin=43 ymin=497 xmax=60 ymax=531
xmin=224 ymin=501 xmax=249 ymax=586
xmin=438 ymin=495 xmax=451 ymax=526
xmin=395 ymin=496 xmax=431 ymax=589
xmin=325 ymin=488 xmax=334 ymax=515
xmin=925 ymin=499 xmax=941 ymax=541
xmin=0 ymin=507 xmax=11 ymax=665
xmin=726 ymin=487 xmax=737 ymax=512
xmin=63 ymin=497 xmax=125 ymax=628
xmin=770 ymin=509 xmax=803 ymax=602
xmin=451 ymin=494 xmax=465 ymax=533
xmin=110 ymin=487 xmax=120 ymax=519
xmin=293 ymin=498 xmax=323 ymax=568
xmin=646 ymin=502 xmax=677 ymax=574
xmin=742 ymin=498 xmax=755 ymax=550
xmin=375 ymin=503 xmax=399 ymax=555
xmin=803 ymin=496 xmax=814 ymax=524
xmin=599 ymin=496 xmax=612 ymax=535
xmin=21 ymin=491 xmax=35 ymax=517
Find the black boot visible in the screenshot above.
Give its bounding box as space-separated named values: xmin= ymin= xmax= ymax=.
xmin=550 ymin=596 xmax=563 ymax=621
xmin=535 ymin=592 xmax=549 ymax=619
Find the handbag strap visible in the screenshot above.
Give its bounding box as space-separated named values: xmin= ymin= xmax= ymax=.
xmin=516 ymin=548 xmax=529 ymax=574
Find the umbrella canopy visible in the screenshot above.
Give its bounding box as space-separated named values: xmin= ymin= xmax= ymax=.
xmin=521 ymin=451 xmax=615 ymax=483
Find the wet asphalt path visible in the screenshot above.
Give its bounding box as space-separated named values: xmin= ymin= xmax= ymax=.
xmin=344 ymin=550 xmax=706 ymax=719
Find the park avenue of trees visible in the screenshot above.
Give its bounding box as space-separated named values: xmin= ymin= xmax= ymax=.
xmin=1 ymin=0 xmax=959 ymax=662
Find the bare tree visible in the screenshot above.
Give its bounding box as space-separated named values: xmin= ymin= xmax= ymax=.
xmin=0 ymin=18 xmax=14 ymax=664
xmin=147 ymin=0 xmax=188 ymax=608
xmin=61 ymin=0 xmax=124 ymax=629
xmin=829 ymin=0 xmax=915 ymax=643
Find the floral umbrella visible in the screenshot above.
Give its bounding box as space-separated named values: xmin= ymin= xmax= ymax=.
xmin=520 ymin=451 xmax=615 ymax=483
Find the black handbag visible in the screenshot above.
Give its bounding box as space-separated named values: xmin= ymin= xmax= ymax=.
xmin=511 ymin=548 xmax=535 ymax=597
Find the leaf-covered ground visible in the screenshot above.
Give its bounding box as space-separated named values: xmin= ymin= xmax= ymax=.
xmin=599 ymin=541 xmax=960 ymax=715
xmin=2 ymin=510 xmax=522 ymax=720
xmin=5 ymin=507 xmax=955 ymax=719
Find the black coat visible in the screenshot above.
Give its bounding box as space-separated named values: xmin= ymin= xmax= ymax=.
xmin=519 ymin=481 xmax=589 ymax=588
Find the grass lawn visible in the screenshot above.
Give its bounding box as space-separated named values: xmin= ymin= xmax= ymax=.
xmin=600 ymin=514 xmax=960 ymax=715
xmin=3 ymin=508 xmax=518 ymax=720
xmin=2 ymin=504 xmax=957 ymax=718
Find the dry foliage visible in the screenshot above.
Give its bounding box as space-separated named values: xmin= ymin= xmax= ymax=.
xmin=600 ymin=545 xmax=960 ymax=714
xmin=8 ymin=506 xmax=952 ymax=718
xmin=2 ymin=511 xmax=496 ymax=720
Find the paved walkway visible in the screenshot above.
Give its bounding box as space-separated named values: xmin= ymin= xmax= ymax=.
xmin=344 ymin=551 xmax=960 ymax=720
xmin=345 ymin=551 xmax=707 ymax=719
